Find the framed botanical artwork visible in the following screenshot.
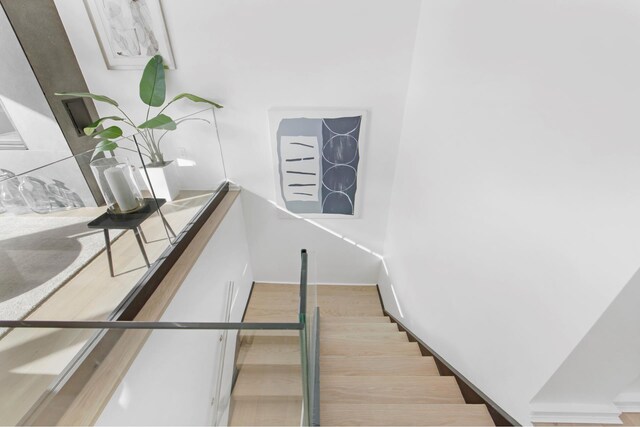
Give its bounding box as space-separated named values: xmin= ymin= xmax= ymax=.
xmin=84 ymin=0 xmax=176 ymax=70
xmin=269 ymin=109 xmax=368 ymax=219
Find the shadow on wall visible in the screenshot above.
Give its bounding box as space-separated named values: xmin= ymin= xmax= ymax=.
xmin=530 ymin=265 xmax=640 ymax=422
xmin=239 ymin=188 xmax=381 ymax=285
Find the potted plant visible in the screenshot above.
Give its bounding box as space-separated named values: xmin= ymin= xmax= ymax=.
xmin=56 ymin=54 xmax=222 ymax=201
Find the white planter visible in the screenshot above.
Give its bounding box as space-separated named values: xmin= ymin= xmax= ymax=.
xmin=141 ymin=161 xmax=180 ymax=201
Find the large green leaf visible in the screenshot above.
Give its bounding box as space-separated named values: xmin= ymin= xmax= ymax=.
xmin=84 ymin=116 xmax=124 ymax=136
xmin=139 ymin=55 xmax=165 ymax=107
xmin=92 ymin=126 xmax=123 ymax=139
xmin=55 ymin=92 xmax=119 ymax=106
xmin=169 ymin=93 xmax=223 ymax=109
xmin=92 ymin=139 xmax=119 ymax=159
xmin=138 ymin=114 xmax=176 ymax=130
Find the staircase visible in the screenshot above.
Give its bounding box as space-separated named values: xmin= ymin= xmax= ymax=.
xmin=229 ymin=283 xmax=495 ymax=426
xmin=230 ymin=283 xmax=302 ymax=426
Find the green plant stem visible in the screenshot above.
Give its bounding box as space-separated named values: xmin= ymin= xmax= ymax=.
xmin=114 ymin=107 xmax=138 ymax=130
xmin=156 ymin=130 xmax=171 ymax=149
xmin=122 ymin=136 xmax=153 ymax=156
xmin=116 ymin=116 xmax=158 ymax=163
xmin=144 ymin=129 xmax=158 ymax=162
xmin=157 ymin=101 xmax=172 ymax=116
xmin=118 ymin=146 xmax=153 ymax=161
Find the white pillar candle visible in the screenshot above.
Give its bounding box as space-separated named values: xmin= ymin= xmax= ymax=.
xmin=104 ymin=166 xmax=138 ymax=212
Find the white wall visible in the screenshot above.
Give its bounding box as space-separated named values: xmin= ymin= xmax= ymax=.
xmin=615 ymin=375 xmax=640 ymax=413
xmin=531 ymin=266 xmax=640 ymax=423
xmin=97 ymin=196 xmax=254 ymax=425
xmin=54 ymin=0 xmax=421 ymax=253
xmin=376 ymin=259 xmax=403 ymax=320
xmin=0 ymin=6 xmax=93 ymax=205
xmin=241 ymin=189 xmax=380 ymax=285
xmin=381 ymin=0 xmax=640 ymax=423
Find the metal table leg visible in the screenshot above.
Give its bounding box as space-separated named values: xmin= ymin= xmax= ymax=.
xmin=103 ymin=229 xmax=114 ymax=277
xmin=161 ymin=215 xmax=177 ymax=238
xmin=137 ymin=226 xmax=148 ymax=244
xmin=133 ymin=227 xmax=151 ymax=268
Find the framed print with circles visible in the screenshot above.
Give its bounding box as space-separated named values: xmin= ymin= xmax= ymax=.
xmin=269 ymin=109 xmax=367 ymax=219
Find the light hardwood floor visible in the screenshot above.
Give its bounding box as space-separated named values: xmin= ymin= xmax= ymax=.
xmin=0 ymin=191 xmax=214 ymax=426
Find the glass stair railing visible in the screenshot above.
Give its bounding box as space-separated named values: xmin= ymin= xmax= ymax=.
xmin=0 ymin=250 xmax=319 ymax=426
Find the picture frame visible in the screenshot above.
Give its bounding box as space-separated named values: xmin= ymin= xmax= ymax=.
xmin=0 ymin=99 xmax=26 ymax=150
xmin=268 ymin=108 xmax=368 ymax=219
xmin=84 ymin=0 xmax=176 ymax=70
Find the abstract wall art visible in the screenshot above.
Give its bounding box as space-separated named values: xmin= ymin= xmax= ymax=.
xmin=85 ymin=0 xmax=175 ymax=70
xmin=269 ymin=110 xmax=367 ymax=218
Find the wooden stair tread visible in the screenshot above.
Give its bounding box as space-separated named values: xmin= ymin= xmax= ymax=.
xmin=244 ymin=306 xmax=298 ymax=316
xmin=321 ymin=331 xmax=409 ymax=344
xmin=240 ymin=334 xmax=300 ymax=344
xmin=321 ymin=355 xmax=439 ymax=376
xmin=233 ymin=365 xmax=302 ymax=399
xmin=253 ymin=283 xmax=300 ymax=293
xmin=321 ymin=316 xmax=390 ymax=323
xmin=322 ymin=322 xmax=400 ymax=332
xmin=238 ymin=342 xmax=300 ymax=366
xmin=242 ymin=310 xmax=298 ymax=323
xmin=229 ymin=398 xmax=302 ymax=426
xmin=317 ymin=298 xmax=382 ymax=308
xmin=244 ymin=284 xmax=299 ymax=319
xmin=321 ymin=403 xmax=495 ymax=426
xmin=245 ymin=303 xmax=298 ymax=313
xmin=321 ymin=375 xmax=465 ymax=404
xmin=236 ymin=284 xmax=491 ymax=426
xmin=322 ymin=340 xmax=421 ymax=356
xmin=243 ymin=316 xmax=299 ymax=323
xmin=316 ymin=285 xmax=379 ymax=296
xmin=318 ymin=294 xmax=382 ymax=305
xmin=247 ymin=290 xmax=299 ymax=301
xmin=240 ymin=329 xmax=299 ymax=338
xmin=319 ymin=305 xmax=383 ymax=317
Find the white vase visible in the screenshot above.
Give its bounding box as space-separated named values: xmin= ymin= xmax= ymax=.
xmin=141 ymin=161 xmax=180 ymax=201
xmin=90 ymin=157 xmax=145 ymax=213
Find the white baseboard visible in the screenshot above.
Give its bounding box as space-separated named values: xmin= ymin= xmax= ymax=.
xmin=616 ymin=401 xmax=640 ymax=412
xmin=615 ymin=392 xmax=640 ymax=412
xmin=530 ymin=403 xmax=622 ymax=425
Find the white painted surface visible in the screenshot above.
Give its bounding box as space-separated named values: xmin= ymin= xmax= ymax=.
xmin=529 ymin=403 xmax=623 ymax=425
xmin=141 ymin=161 xmax=180 ymax=201
xmin=380 ymin=0 xmax=640 ymax=423
xmin=0 ymin=7 xmax=93 ymax=205
xmin=241 ymin=189 xmax=380 ymax=285
xmin=531 ymin=267 xmax=640 ymax=423
xmin=54 ymin=0 xmax=421 ymax=253
xmin=376 ymin=258 xmax=403 ymax=320
xmin=615 ymin=375 xmax=640 ymax=412
xmin=96 ymin=196 xmax=254 ymax=425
